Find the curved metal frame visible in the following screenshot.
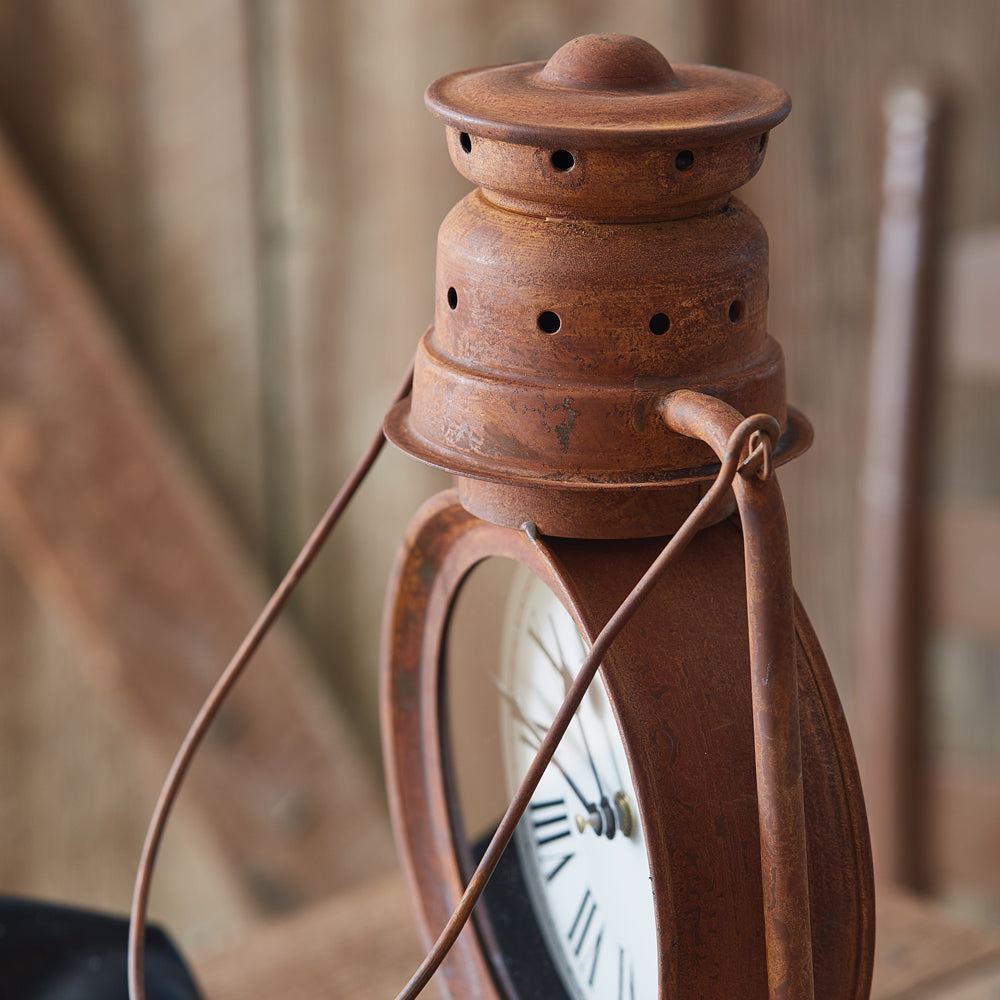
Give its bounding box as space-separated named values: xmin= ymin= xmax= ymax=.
xmin=381 ymin=488 xmax=873 ymax=1000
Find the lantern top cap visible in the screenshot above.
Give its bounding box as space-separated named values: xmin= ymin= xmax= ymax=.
xmin=538 ymin=33 xmax=677 ymax=90
xmin=425 ymin=33 xmax=790 ymax=149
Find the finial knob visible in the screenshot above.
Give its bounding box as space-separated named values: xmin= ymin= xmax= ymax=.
xmin=538 ymin=33 xmax=677 ymax=91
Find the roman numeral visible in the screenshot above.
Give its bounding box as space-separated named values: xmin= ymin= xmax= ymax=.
xmin=587 ymin=926 xmax=604 ymax=986
xmin=529 ymin=798 xmax=575 ymax=881
xmin=568 ymin=888 xmax=593 ymax=952
xmin=530 ymin=797 xmax=571 ymax=846
xmin=544 ymin=852 xmax=573 ymax=882
xmin=567 ymin=888 xmax=605 ymax=985
xmin=618 ymin=946 xmax=635 ymax=1000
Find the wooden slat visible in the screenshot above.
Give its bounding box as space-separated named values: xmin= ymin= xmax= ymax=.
xmin=0 ymin=128 xmax=394 ymax=916
xmin=900 ymin=966 xmax=1000 ymax=1000
xmin=872 ymin=885 xmax=1000 ymax=999
xmin=194 ymin=875 xmax=1000 ymax=1000
xmin=0 ymin=550 xmax=251 ymax=947
xmin=931 ymin=759 xmax=1000 ymax=905
xmin=193 ymin=872 xmax=435 ymax=1000
xmin=929 ymin=501 xmax=1000 ymax=641
xmin=944 ymin=229 xmax=1000 ymax=381
xmin=129 ymin=2 xmax=266 ymax=547
xmin=853 ymin=78 xmax=945 ymax=890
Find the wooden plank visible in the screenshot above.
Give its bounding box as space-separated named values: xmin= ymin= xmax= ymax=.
xmin=929 ymin=501 xmax=1000 ymax=640
xmin=872 ymin=885 xmax=1000 ymax=999
xmin=0 ymin=1 xmax=266 ymax=548
xmin=853 ymin=78 xmax=945 ymax=890
xmin=944 ymin=229 xmax=1000 ymax=381
xmin=0 ymin=127 xmax=394 ymax=915
xmin=899 ymin=965 xmax=1000 ymax=1000
xmin=193 ymin=871 xmax=435 ymax=1000
xmin=193 ymin=875 xmax=1000 ymax=1000
xmin=0 ymin=549 xmax=251 ymax=950
xmin=930 ymin=759 xmax=1000 ymax=907
xmin=129 ymin=2 xmax=266 ymax=547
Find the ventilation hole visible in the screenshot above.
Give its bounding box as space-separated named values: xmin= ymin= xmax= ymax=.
xmin=758 ymin=132 xmax=768 ymax=153
xmin=649 ymin=313 xmax=671 ymax=336
xmin=447 ymin=287 xmax=458 ymax=310
xmin=729 ymin=300 xmax=745 ymax=323
xmin=551 ymin=149 xmax=575 ymax=171
xmin=537 ymin=311 xmax=561 ymax=334
xmin=675 ymin=149 xmax=694 ymax=171
xmin=460 ymin=132 xmax=472 ymax=153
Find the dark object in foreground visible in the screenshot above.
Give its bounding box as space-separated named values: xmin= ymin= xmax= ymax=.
xmin=0 ymin=897 xmax=202 ymax=1000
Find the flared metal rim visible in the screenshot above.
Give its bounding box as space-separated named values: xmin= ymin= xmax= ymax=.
xmin=384 ymin=397 xmax=813 ymax=492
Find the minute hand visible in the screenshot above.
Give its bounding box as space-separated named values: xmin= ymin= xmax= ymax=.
xmin=495 ymin=681 xmax=596 ymax=815
xmin=529 ymin=622 xmax=607 ymax=799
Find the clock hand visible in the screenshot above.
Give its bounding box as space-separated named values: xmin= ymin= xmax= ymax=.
xmin=495 ymin=679 xmax=595 ymax=813
xmin=573 ymin=628 xmax=628 ymax=795
xmin=531 ymin=621 xmax=624 ymax=839
xmin=524 ymin=627 xmax=634 ymax=840
xmin=529 ymin=622 xmax=608 ymax=802
xmin=517 ymin=734 xmax=602 ymax=831
xmin=496 ymin=679 xmax=612 ymax=838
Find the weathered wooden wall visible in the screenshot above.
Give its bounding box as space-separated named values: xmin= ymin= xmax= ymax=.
xmin=736 ymin=0 xmax=1000 ymax=690
xmin=0 ymin=1 xmax=267 ymax=949
xmin=0 ymin=0 xmax=996 ymax=950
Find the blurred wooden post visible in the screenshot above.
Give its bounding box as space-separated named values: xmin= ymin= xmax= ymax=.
xmin=855 ymin=83 xmax=946 ymax=890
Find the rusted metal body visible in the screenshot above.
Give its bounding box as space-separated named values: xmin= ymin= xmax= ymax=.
xmin=384 ymin=33 xmax=811 ymax=539
xmin=383 ymin=490 xmax=873 ymax=1000
xmin=381 ymin=34 xmax=873 ymax=1000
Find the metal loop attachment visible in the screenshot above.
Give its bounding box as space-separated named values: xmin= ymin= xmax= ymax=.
xmin=741 ymin=428 xmax=776 ymax=481
xmin=659 ymin=388 xmax=780 ymax=486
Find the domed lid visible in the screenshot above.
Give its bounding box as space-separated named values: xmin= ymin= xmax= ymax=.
xmin=425 ymin=33 xmax=790 ymax=149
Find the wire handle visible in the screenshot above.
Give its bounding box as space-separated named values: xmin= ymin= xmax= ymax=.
xmin=661 ymin=389 xmax=814 ymax=1000
xmin=127 ymin=361 xmax=414 ymax=1000
xmin=127 ymin=371 xmax=798 ymax=1000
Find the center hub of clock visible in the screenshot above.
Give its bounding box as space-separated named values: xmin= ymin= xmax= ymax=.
xmin=576 ymin=790 xmax=636 ymax=840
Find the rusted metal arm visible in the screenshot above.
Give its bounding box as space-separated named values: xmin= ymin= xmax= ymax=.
xmin=660 ymin=389 xmax=815 ymax=1000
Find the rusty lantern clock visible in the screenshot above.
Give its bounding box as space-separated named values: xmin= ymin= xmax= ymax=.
xmin=379 ymin=33 xmax=874 ymax=1000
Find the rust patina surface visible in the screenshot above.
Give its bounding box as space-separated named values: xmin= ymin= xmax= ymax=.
xmin=381 ymin=34 xmax=874 ymax=1000
xmin=384 ymin=33 xmax=811 ymax=539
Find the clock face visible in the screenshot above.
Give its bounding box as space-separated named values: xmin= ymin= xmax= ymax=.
xmin=496 ymin=567 xmax=659 ymax=1000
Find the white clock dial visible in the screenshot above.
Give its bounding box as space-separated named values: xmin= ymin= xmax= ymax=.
xmin=499 ymin=567 xmax=659 ymax=1000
